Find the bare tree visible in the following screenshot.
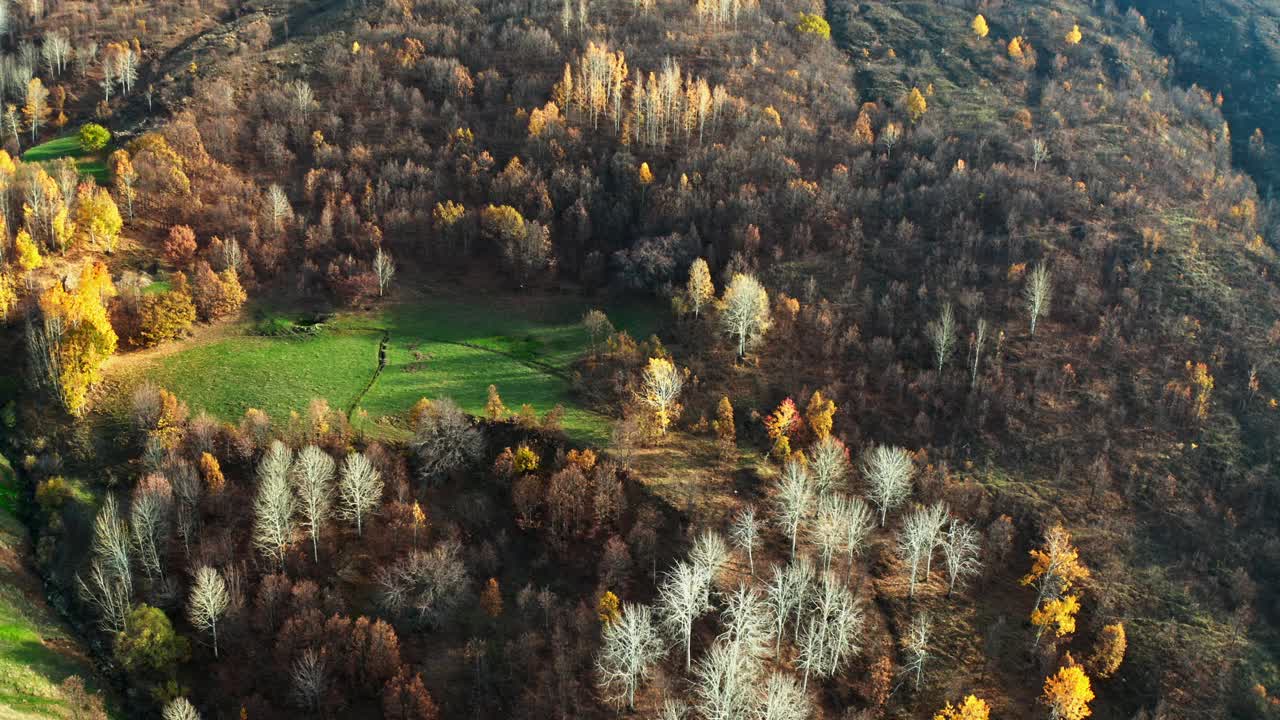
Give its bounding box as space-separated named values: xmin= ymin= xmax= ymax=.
xmin=718 ymin=583 xmax=772 ymax=670
xmin=253 ymin=441 xmax=296 ymax=568
xmin=837 ymin=495 xmax=875 ymax=582
xmin=795 ymin=571 xmax=863 ymax=689
xmin=596 ymin=603 xmax=664 ymax=710
xmin=170 ymin=462 xmax=201 ymax=559
xmin=412 ymin=398 xmax=485 ymax=484
xmin=970 ymin=316 xmax=988 ymax=389
xmin=941 ymin=519 xmax=982 ymax=597
xmin=288 ymin=80 xmax=315 ymax=124
xmin=809 ymin=494 xmax=844 ymax=573
xmin=764 ymin=558 xmax=812 ymax=654
xmin=1024 ymin=263 xmax=1052 ymax=336
xmin=376 ymin=542 xmax=468 ymax=628
xmin=291 ymin=647 xmax=327 ymax=709
xmin=898 ymin=507 xmax=932 ymax=597
xmin=291 ymin=445 xmax=335 ymax=562
xmin=265 ymin=184 xmax=292 ymax=235
xmin=693 ymin=639 xmax=760 ymax=720
xmin=1031 ymin=137 xmax=1051 ymax=173
xmin=78 ymin=557 xmax=130 ymax=633
xmin=720 ymin=273 xmax=771 ymax=358
xmin=690 ymin=529 xmax=729 ymax=589
xmin=921 ymin=501 xmax=950 ymax=579
xmin=774 ymin=459 xmax=813 ymax=558
xmin=91 ymin=493 xmax=132 ymax=597
xmin=729 ymin=505 xmax=759 ymax=575
xmin=657 ymin=560 xmax=710 ymax=670
xmin=338 ymin=451 xmax=383 ymax=536
xmin=188 ymin=566 xmax=230 ymax=658
xmin=862 ymin=444 xmax=914 ymax=526
xmin=807 ymin=435 xmax=851 ymax=493
xmin=162 ymin=697 xmax=201 ymax=720
xmin=758 ymin=672 xmax=809 ymax=720
xmin=927 ymin=301 xmax=956 ymax=372
xmin=373 ymin=247 xmax=396 ymax=296
xmin=41 ymin=31 xmax=70 ymax=77
xmin=902 ymin=613 xmax=931 ymax=690
xmin=131 ymin=475 xmax=172 ymax=582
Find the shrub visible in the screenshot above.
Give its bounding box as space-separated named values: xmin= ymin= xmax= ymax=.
xmin=79 ymin=123 xmax=111 ymax=152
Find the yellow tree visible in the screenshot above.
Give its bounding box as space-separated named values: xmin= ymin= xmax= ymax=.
xmin=686 ymin=257 xmax=715 ymax=318
xmin=805 ymin=390 xmax=836 ymax=441
xmin=14 ymin=228 xmax=42 ymax=274
xmin=1043 ymin=658 xmax=1095 ymax=720
xmin=512 ymin=445 xmax=540 ymax=474
xmin=1031 ymin=594 xmax=1080 ymax=645
xmin=109 ymin=149 xmax=138 ymax=219
xmin=597 ymin=590 xmax=622 ymax=625
xmin=713 ymin=395 xmax=736 ymax=459
xmin=0 ymin=272 xmax=16 ymax=320
xmin=1008 ymin=36 xmax=1025 ymax=59
xmin=23 ymin=77 xmax=49 ymax=143
xmin=972 ymin=14 xmax=989 ymax=38
xmin=35 ymin=262 xmax=118 ymax=415
xmin=1021 ymin=524 xmax=1090 ymax=609
xmin=485 ymin=384 xmax=508 ymax=420
xmin=934 ymin=695 xmax=991 ymax=720
xmin=639 ymin=357 xmax=683 ymax=437
xmin=1065 ymin=24 xmax=1082 ymax=45
xmin=764 ymin=397 xmax=801 ymax=459
xmin=906 ymin=87 xmax=928 ymax=124
xmin=75 ymin=183 xmax=124 ymax=252
xmin=1089 ymin=622 xmax=1126 ymax=678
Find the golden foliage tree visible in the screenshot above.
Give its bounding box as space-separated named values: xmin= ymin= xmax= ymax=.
xmin=934 ymin=695 xmax=991 ymax=720
xmin=713 ymin=395 xmax=736 ymax=459
xmin=200 ymin=452 xmax=225 ymax=494
xmin=14 ymin=228 xmax=42 ymax=274
xmin=75 ymin=183 xmax=123 ymax=252
xmin=35 ymin=262 xmax=118 ymax=415
xmin=972 ymin=14 xmax=989 ymax=38
xmin=685 ymin=257 xmax=715 ymax=319
xmin=512 ymin=445 xmax=540 ymax=474
xmin=764 ymin=397 xmax=801 ymax=459
xmin=597 ymin=590 xmax=621 ymax=625
xmin=486 ymin=384 xmax=508 ymax=420
xmin=639 ymin=356 xmax=683 ymax=437
xmin=906 ymin=87 xmax=928 ymax=124
xmin=795 ymin=12 xmax=831 ymax=40
xmin=23 ymin=77 xmax=49 ymax=142
xmin=0 ymin=272 xmax=16 ymax=320
xmin=1089 ymin=622 xmax=1126 ymax=678
xmin=1022 ymin=524 xmax=1090 ymax=606
xmin=1031 ymin=594 xmax=1080 ymax=643
xmin=191 ymin=263 xmax=246 ymax=321
xmin=1042 ymin=658 xmax=1095 ymax=720
xmin=1065 ymin=24 xmax=1082 ymax=45
xmin=136 ymin=290 xmax=196 ymax=348
xmin=805 ymin=390 xmax=836 ymax=441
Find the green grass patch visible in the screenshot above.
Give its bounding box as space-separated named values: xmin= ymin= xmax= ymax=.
xmin=0 ymin=454 xmax=103 ymax=718
xmin=22 ymin=135 xmax=108 ymax=182
xmin=106 ymin=295 xmax=658 ymax=446
xmin=141 ymin=280 xmax=171 ymax=295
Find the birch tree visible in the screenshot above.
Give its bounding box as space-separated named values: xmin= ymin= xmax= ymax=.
xmin=338 ymin=451 xmax=383 ymax=536
xmin=78 ymin=495 xmax=133 ymax=633
xmin=187 ymin=565 xmax=229 ymax=658
xmin=774 ymin=459 xmax=813 ymax=558
xmin=1024 ymin=263 xmax=1052 ymax=336
xmin=729 ymin=505 xmax=759 ymax=575
xmin=373 ymin=247 xmax=396 ymax=296
xmin=764 ymin=559 xmax=812 ymax=653
xmin=836 ymin=495 xmax=875 ymax=581
xmin=902 ymin=613 xmax=931 ymax=690
xmin=253 ymin=441 xmax=295 ymax=568
xmin=720 ymin=273 xmax=771 ymax=358
xmin=693 ymin=639 xmax=760 ymax=720
xmin=808 ymin=435 xmax=851 ymax=493
xmin=690 ymin=529 xmax=729 ymax=589
xmin=91 ymin=493 xmax=132 ymax=597
xmin=810 ymin=494 xmax=845 ymax=573
xmin=291 ymin=445 xmax=335 ymax=562
xmin=862 ymin=444 xmax=914 ymax=526
xmin=686 ymin=257 xmax=715 ymax=318
xmin=758 ymin=672 xmax=809 ymax=720
xmin=921 ymin=501 xmax=950 ymax=578
xmin=928 ymin=301 xmax=957 ymax=372
xmin=162 ymin=697 xmax=201 ymax=720
xmin=130 ymin=474 xmax=173 ymax=582
xmin=291 ymin=648 xmax=327 ymax=710
xmin=970 ymin=317 xmax=988 ymax=388
xmin=657 ymin=560 xmax=710 ymax=669
xmin=596 ymin=603 xmax=664 ymax=710
xmin=941 ymin=519 xmax=982 ymax=597
xmin=796 ymin=571 xmax=863 ymax=689
xmin=639 ymin=356 xmax=683 ymax=437
xmin=898 ymin=507 xmax=933 ymax=597
xmin=718 ymin=583 xmax=771 ymax=669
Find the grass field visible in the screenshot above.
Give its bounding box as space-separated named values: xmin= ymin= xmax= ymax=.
xmin=105 ymin=295 xmax=658 ymax=445
xmin=22 ymin=135 xmax=109 ymax=182
xmin=0 ymin=454 xmax=103 ymax=718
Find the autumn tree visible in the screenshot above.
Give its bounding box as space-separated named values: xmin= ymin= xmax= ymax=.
xmin=764 ymin=397 xmax=801 ymax=458
xmin=597 ymin=590 xmax=622 ymax=625
xmin=795 ymin=12 xmax=831 ymax=40
xmin=199 ymin=452 xmax=225 ymax=495
xmin=1021 ymin=525 xmax=1090 ymax=611
xmin=383 ymin=668 xmax=440 ymax=720
xmin=30 ymin=262 xmax=117 ymax=415
xmin=481 ymin=578 xmax=503 ymax=617
xmin=1042 ymin=658 xmax=1094 ymax=720
xmin=638 ymin=356 xmax=683 ymax=437
xmin=972 ymin=14 xmax=989 ymax=38
xmin=906 ymin=87 xmax=928 ymax=124
xmin=713 ymin=395 xmax=736 ymax=460
xmin=1031 ymin=594 xmax=1081 ymax=645
xmin=1065 ymin=24 xmax=1082 ymax=45
xmin=110 ymin=150 xmax=138 ymax=219
xmin=75 ymin=183 xmax=122 ymax=251
xmin=165 ymin=226 xmax=198 ymax=269
xmin=686 ymin=257 xmax=715 ymax=318
xmin=1088 ymin=622 xmax=1126 ymax=678
xmin=935 ymin=695 xmax=991 ymax=720
xmin=23 ymin=77 xmax=48 ymax=142
xmin=805 ymin=390 xmax=836 ymax=441
xmin=187 ymin=565 xmax=230 ymax=657
xmin=485 ymin=384 xmax=508 ymax=420
xmin=136 ymin=290 xmax=196 ymax=348
xmin=720 ymin=273 xmax=771 ymax=358
xmin=191 ymin=263 xmax=247 ymax=321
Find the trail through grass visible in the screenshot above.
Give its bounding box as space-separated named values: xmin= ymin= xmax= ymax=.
xmin=105 ymin=295 xmax=658 ymax=445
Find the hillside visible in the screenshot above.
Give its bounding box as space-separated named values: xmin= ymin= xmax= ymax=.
xmin=0 ymin=0 xmax=1278 ymax=718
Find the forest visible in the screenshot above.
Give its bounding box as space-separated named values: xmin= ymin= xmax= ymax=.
xmin=0 ymin=0 xmax=1278 ymax=718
